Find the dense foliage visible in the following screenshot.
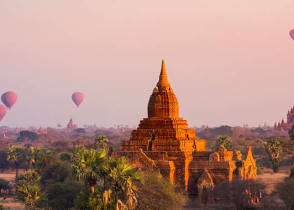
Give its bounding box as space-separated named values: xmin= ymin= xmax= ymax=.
xmin=215 ymin=135 xmax=233 ymax=150
xmin=264 ymin=138 xmax=283 ymax=172
xmin=8 ymin=136 xmax=185 ymax=210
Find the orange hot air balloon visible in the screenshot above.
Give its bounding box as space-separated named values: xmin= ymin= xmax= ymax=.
xmin=72 ymin=92 xmax=84 ymax=107
xmin=290 ymin=29 xmax=294 ymax=40
xmin=0 ymin=105 xmax=6 ymax=121
xmin=1 ymin=91 xmax=17 ymax=109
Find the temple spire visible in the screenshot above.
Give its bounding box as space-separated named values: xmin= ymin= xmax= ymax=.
xmin=157 ymin=59 xmax=170 ymax=89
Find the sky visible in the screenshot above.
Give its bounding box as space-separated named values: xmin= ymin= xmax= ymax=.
xmin=0 ymin=0 xmax=294 ymax=128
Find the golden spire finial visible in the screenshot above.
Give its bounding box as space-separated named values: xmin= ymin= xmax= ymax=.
xmin=157 ymin=59 xmax=170 ymax=89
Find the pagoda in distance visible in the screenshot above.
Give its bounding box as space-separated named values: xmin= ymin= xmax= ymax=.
xmin=275 ymin=105 xmax=294 ymax=131
xmin=113 ymin=59 xmax=257 ymax=198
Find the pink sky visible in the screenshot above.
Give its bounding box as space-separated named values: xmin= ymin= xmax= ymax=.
xmin=0 ymin=0 xmax=294 ymax=128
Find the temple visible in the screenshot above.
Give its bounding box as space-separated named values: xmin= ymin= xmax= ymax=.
xmin=275 ymin=106 xmax=294 ymax=131
xmin=113 ymin=60 xmax=257 ymax=196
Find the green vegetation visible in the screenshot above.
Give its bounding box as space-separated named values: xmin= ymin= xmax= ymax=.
xmin=215 ymin=135 xmax=233 ymax=150
xmin=15 ymin=170 xmax=42 ymax=209
xmin=72 ymin=147 xmax=107 ymax=193
xmin=136 ymin=172 xmax=187 ymax=210
xmin=17 ymin=130 xmax=39 ymax=142
xmin=7 ymin=146 xmax=25 ymax=177
xmin=277 ymin=167 xmax=294 ymax=210
xmin=264 ymin=138 xmax=283 ymax=173
xmin=59 ymin=152 xmax=71 ymax=161
xmin=47 ymin=182 xmax=81 ymax=210
xmin=0 ymin=150 xmax=10 ymax=172
xmin=94 ymin=135 xmax=109 ymax=150
xmin=214 ymin=179 xmax=263 ymax=210
xmin=7 ymin=135 xmax=186 ymax=210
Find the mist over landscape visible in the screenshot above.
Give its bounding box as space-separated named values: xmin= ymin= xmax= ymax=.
xmin=1 ymin=0 xmax=294 ymax=128
xmin=1 ymin=1 xmax=294 ymax=210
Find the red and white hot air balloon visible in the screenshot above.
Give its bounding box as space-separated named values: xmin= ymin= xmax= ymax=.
xmin=0 ymin=105 xmax=6 ymax=121
xmin=1 ymin=91 xmax=17 ymax=109
xmin=290 ymin=29 xmax=294 ymax=40
xmin=72 ymin=92 xmax=84 ymax=107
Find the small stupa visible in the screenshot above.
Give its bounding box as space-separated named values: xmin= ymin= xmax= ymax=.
xmin=67 ymin=118 xmax=78 ymax=129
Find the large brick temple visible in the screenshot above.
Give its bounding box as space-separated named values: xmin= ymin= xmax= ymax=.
xmin=113 ymin=60 xmax=257 ymax=195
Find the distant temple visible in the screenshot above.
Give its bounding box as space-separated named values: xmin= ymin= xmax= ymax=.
xmin=38 ymin=127 xmax=47 ymax=135
xmin=113 ymin=60 xmax=257 ymax=197
xmin=67 ymin=118 xmax=78 ymax=129
xmin=275 ymin=106 xmax=294 ymax=131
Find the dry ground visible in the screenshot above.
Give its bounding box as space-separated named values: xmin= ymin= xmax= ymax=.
xmin=184 ymin=169 xmax=290 ymax=210
xmin=0 ymin=172 xmax=24 ymax=210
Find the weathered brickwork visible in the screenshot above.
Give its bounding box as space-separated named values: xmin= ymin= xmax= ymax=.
xmin=114 ymin=60 xmax=257 ymax=196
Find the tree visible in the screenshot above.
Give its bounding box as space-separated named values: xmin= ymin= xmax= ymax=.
xmin=24 ymin=146 xmax=40 ymax=170
xmin=15 ymin=170 xmax=42 ymax=209
xmin=17 ymin=130 xmax=39 ymax=142
xmin=47 ymin=182 xmax=81 ymax=210
xmin=7 ymin=146 xmax=25 ymax=177
xmin=215 ymin=136 xmax=233 ymax=150
xmin=34 ymin=149 xmax=55 ymax=174
xmin=74 ymin=189 xmax=106 ymax=210
xmin=214 ymin=179 xmax=263 ymax=210
xmin=0 ymin=150 xmax=10 ymax=172
xmin=211 ymin=125 xmax=233 ymax=136
xmin=289 ymin=125 xmax=294 ymax=141
xmin=136 ymin=171 xmax=187 ymax=210
xmin=94 ymin=135 xmax=109 ymax=150
xmin=59 ymin=152 xmax=71 ymax=161
xmin=72 ymin=147 xmax=107 ymax=193
xmin=0 ymin=178 xmax=11 ymax=196
xmin=41 ymin=162 xmax=71 ymax=187
xmin=108 ymin=157 xmax=141 ymax=209
xmin=277 ymin=174 xmax=294 ymax=209
xmin=264 ymin=138 xmax=283 ymax=173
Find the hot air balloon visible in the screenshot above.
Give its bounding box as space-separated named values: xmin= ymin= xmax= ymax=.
xmin=0 ymin=105 xmax=6 ymax=121
xmin=72 ymin=92 xmax=84 ymax=107
xmin=1 ymin=91 xmax=17 ymax=109
xmin=290 ymin=29 xmax=294 ymax=40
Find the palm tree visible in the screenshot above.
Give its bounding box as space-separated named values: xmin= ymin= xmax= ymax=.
xmin=24 ymin=146 xmax=40 ymax=170
xmin=108 ymin=157 xmax=141 ymax=209
xmin=94 ymin=135 xmax=109 ymax=150
xmin=72 ymin=147 xmax=107 ymax=193
xmin=34 ymin=149 xmax=55 ymax=174
xmin=264 ymin=138 xmax=283 ymax=172
xmin=15 ymin=170 xmax=41 ymax=209
xmin=7 ymin=146 xmax=25 ymax=178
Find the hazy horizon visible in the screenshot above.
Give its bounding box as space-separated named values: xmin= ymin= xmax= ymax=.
xmin=1 ymin=1 xmax=294 ymax=128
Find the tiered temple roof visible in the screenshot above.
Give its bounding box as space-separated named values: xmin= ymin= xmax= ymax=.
xmin=114 ymin=60 xmax=257 ymax=197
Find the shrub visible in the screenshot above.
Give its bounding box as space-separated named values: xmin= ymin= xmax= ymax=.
xmin=135 ymin=171 xmax=187 ymax=210
xmin=215 ymin=136 xmax=233 ymax=150
xmin=41 ymin=162 xmax=71 ymax=187
xmin=47 ymin=182 xmax=81 ymax=210
xmin=277 ymin=177 xmax=294 ymax=209
xmin=59 ymin=152 xmax=71 ymax=161
xmin=17 ymin=130 xmax=39 ymax=142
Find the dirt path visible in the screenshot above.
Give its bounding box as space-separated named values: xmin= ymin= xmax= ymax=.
xmin=0 ymin=173 xmax=24 ymax=210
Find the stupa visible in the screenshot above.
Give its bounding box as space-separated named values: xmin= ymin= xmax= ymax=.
xmin=114 ymin=60 xmax=257 ymax=196
xmin=121 ymin=59 xmax=206 ymax=153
